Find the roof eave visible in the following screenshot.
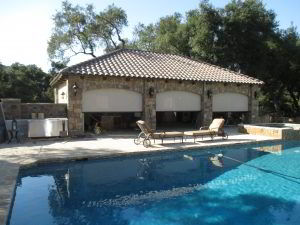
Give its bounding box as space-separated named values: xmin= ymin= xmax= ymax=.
xmin=50 ymin=74 xmax=63 ymax=87
xmin=52 ymin=72 xmax=264 ymax=85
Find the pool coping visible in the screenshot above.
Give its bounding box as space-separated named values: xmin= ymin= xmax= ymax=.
xmin=0 ymin=138 xmax=283 ymax=225
xmin=22 ymin=139 xmax=283 ymax=166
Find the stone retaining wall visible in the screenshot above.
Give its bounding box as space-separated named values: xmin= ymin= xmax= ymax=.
xmin=20 ymin=103 xmax=67 ymax=119
xmin=0 ymin=99 xmax=67 ymax=120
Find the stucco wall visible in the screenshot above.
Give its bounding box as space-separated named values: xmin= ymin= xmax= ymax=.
xmin=57 ymin=81 xmax=68 ymax=104
xmin=65 ymin=75 xmax=259 ymax=135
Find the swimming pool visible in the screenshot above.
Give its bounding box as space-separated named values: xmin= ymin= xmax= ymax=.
xmin=8 ymin=141 xmax=300 ymax=225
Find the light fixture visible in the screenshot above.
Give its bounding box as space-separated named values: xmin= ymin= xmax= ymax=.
xmin=254 ymin=91 xmax=258 ymax=99
xmin=61 ymin=92 xmax=65 ymax=99
xmin=72 ymin=82 xmax=79 ymax=96
xmin=149 ymin=87 xmax=154 ymax=97
xmin=207 ymin=90 xmax=212 ymax=99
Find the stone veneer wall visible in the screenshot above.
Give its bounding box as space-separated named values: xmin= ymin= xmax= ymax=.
xmin=19 ymin=104 xmax=67 ymax=119
xmin=282 ymin=129 xmax=300 ymax=140
xmin=238 ymin=124 xmax=300 ymax=140
xmin=0 ymin=99 xmax=21 ymax=120
xmin=66 ymin=75 xmax=259 ymax=135
xmin=1 ymin=99 xmax=67 ymax=120
xmin=238 ymin=124 xmax=283 ymax=139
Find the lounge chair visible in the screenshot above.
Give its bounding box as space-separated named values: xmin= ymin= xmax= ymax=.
xmin=184 ymin=118 xmax=228 ymax=143
xmin=134 ymin=120 xmax=184 ymax=147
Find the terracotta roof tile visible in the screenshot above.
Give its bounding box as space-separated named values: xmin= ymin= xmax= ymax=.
xmin=60 ymin=49 xmax=263 ymax=85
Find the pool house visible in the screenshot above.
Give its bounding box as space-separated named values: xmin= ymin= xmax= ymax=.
xmin=50 ymin=49 xmax=263 ymax=135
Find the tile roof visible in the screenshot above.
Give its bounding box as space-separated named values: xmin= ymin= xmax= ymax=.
xmin=58 ymin=49 xmax=263 ymax=85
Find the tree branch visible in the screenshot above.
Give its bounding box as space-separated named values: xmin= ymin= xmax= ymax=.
xmin=109 ymin=36 xmax=117 ymax=48
xmin=87 ymin=40 xmax=96 ymax=57
xmin=73 ymin=32 xmax=96 ymax=57
xmin=100 ymin=17 xmax=126 ymax=48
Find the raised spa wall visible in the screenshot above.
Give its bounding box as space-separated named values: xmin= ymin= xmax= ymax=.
xmin=238 ymin=123 xmax=300 ymax=140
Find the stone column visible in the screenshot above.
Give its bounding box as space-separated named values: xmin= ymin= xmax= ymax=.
xmin=202 ymin=82 xmax=213 ymax=126
xmin=143 ymin=80 xmax=156 ymax=130
xmin=68 ymin=76 xmax=84 ymax=135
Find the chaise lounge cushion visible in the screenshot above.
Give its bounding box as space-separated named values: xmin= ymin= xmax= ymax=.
xmin=184 ymin=130 xmax=214 ymax=136
xmin=208 ymin=118 xmax=225 ymax=132
xmin=184 ymin=118 xmax=225 ymax=137
xmin=161 ymin=131 xmax=184 ymax=138
xmin=136 ymin=120 xmax=183 ymax=139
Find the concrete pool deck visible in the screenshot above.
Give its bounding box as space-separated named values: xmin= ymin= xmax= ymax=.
xmin=0 ymin=128 xmax=276 ymax=225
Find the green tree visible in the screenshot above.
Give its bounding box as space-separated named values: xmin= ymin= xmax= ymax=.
xmin=49 ymin=61 xmax=67 ymax=76
xmin=281 ymin=27 xmax=300 ymax=114
xmin=132 ymin=13 xmax=191 ymax=56
xmin=155 ymin=13 xmax=191 ymax=55
xmin=186 ymin=0 xmax=223 ymax=63
xmin=95 ymin=4 xmax=128 ymax=51
xmin=0 ymin=63 xmax=53 ymax=102
xmin=133 ymin=0 xmax=300 ymax=116
xmin=48 ymin=1 xmax=128 ymax=63
xmin=262 ymin=26 xmax=300 ymax=116
xmin=219 ymin=0 xmax=278 ymax=75
xmin=132 ymin=23 xmax=157 ymax=51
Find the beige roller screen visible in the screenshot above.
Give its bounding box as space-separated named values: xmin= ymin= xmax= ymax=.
xmin=213 ymin=93 xmax=248 ymax=112
xmin=82 ymin=89 xmax=142 ymax=112
xmin=156 ymin=91 xmax=201 ymax=112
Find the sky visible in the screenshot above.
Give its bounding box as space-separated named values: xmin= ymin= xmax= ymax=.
xmin=0 ymin=0 xmax=299 ymax=73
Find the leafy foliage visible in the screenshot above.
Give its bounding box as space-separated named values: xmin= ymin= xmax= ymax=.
xmin=47 ymin=1 xmax=127 ymax=62
xmin=0 ymin=63 xmax=53 ymax=102
xmin=95 ymin=4 xmax=128 ymax=51
xmin=49 ymin=61 xmax=67 ymax=76
xmin=133 ymin=0 xmax=300 ymax=116
xmin=187 ymin=1 xmax=223 ymax=62
xmin=132 ymin=13 xmax=191 ymax=56
xmin=261 ymin=26 xmax=300 ymax=115
xmin=7 ymin=0 xmax=298 ymax=115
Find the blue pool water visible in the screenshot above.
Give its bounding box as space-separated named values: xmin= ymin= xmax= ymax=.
xmin=8 ymin=141 xmax=300 ymax=225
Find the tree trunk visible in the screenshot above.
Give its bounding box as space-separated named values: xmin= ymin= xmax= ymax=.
xmin=287 ymin=88 xmax=300 ymax=114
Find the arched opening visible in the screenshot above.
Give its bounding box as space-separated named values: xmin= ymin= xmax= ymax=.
xmin=82 ymin=89 xmax=142 ymax=131
xmin=156 ymin=91 xmax=201 ymax=129
xmin=212 ymin=92 xmax=249 ymax=125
